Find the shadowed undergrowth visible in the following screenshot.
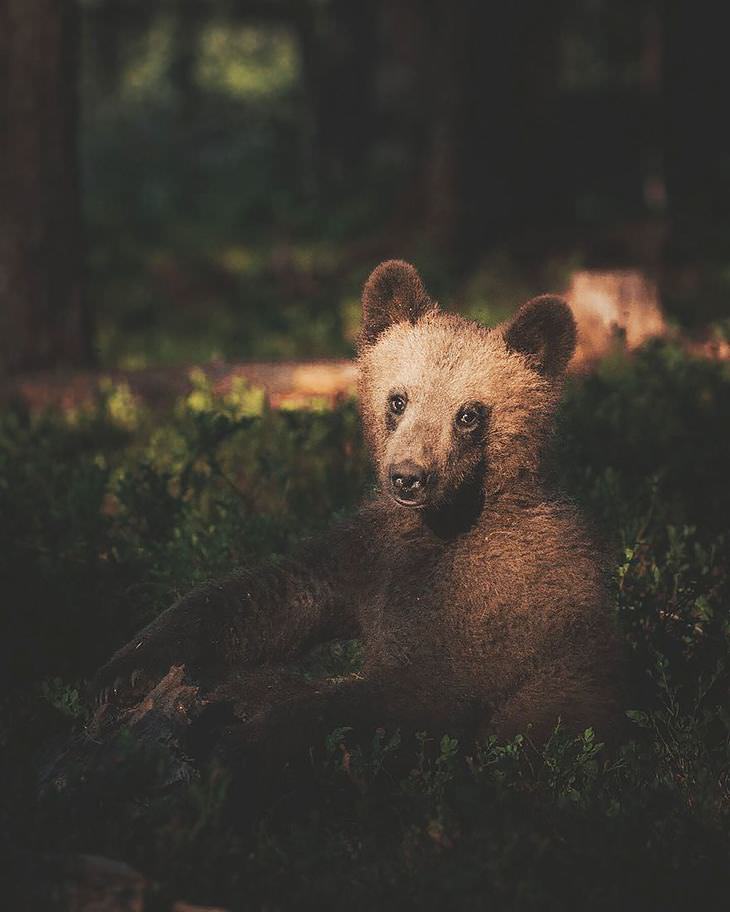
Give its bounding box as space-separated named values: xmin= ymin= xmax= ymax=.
xmin=1 ymin=342 xmax=729 ymax=910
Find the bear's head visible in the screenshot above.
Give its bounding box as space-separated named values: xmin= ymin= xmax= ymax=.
xmin=357 ymin=260 xmax=576 ymax=517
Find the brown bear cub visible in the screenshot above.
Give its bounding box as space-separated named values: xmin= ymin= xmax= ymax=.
xmin=95 ymin=260 xmax=624 ymax=752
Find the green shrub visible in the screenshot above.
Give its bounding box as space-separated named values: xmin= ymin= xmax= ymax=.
xmin=1 ymin=342 xmax=729 ymax=909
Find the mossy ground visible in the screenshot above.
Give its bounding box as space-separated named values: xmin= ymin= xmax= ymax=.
xmin=2 ymin=343 xmax=729 ymax=910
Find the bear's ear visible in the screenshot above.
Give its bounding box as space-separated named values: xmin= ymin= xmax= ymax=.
xmin=503 ymin=295 xmax=577 ymax=377
xmin=359 ymin=260 xmax=437 ymax=348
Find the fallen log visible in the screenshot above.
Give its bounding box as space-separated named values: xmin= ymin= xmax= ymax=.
xmin=2 ymin=270 xmax=727 ymax=415
xmin=0 ymin=359 xmax=358 ymax=414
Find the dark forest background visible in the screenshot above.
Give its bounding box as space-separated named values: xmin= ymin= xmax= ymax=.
xmin=3 ymin=0 xmax=729 ymax=374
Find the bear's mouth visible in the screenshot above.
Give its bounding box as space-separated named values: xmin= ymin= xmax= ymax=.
xmin=388 ymin=464 xmax=486 ymax=535
xmin=387 ymin=462 xmax=435 ymax=508
xmin=391 ymin=493 xmax=430 ymax=509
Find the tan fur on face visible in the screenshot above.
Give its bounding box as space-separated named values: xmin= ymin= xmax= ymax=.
xmin=358 ymin=311 xmax=562 ymax=497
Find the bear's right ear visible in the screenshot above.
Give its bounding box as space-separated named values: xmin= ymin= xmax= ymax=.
xmin=359 ymin=260 xmax=437 ymax=348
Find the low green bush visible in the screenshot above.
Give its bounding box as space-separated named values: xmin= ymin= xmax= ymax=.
xmin=1 ymin=343 xmax=729 ymax=910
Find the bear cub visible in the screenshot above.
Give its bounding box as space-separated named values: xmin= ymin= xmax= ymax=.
xmin=95 ymin=260 xmax=624 ymax=751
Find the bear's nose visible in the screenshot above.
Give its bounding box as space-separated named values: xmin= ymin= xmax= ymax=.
xmin=389 ymin=461 xmax=430 ymax=504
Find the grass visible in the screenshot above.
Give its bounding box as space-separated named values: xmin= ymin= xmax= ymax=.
xmin=2 ymin=342 xmax=730 ymax=910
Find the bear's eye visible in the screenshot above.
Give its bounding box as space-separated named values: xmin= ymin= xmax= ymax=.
xmin=389 ymin=394 xmax=407 ymax=416
xmin=455 ymin=403 xmax=484 ymax=430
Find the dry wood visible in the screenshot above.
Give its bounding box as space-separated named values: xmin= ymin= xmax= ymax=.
xmin=2 ymin=269 xmax=728 ymax=414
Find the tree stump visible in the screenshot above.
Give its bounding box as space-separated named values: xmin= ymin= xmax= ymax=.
xmin=567 ymin=269 xmax=667 ymax=366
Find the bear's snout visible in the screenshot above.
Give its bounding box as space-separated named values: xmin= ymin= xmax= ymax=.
xmin=389 ymin=460 xmax=432 ymax=506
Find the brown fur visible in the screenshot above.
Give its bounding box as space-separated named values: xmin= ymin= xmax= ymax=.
xmin=94 ymin=260 xmax=624 ymax=754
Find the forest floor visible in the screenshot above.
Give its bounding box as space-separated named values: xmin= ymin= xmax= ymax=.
xmin=2 ymin=341 xmax=730 ymax=910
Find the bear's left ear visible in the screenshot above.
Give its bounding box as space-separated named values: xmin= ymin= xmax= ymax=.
xmin=503 ymin=295 xmax=577 ymax=377
xmin=359 ymin=260 xmax=437 ymax=349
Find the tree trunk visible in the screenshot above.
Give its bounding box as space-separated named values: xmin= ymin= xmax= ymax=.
xmin=662 ymin=1 xmax=730 ymax=220
xmin=293 ymin=0 xmax=379 ymax=194
xmin=170 ymin=0 xmax=205 ymax=123
xmin=422 ymin=0 xmax=469 ymax=257
xmin=0 ymin=0 xmax=92 ymax=374
xmin=392 ymin=0 xmax=565 ymax=262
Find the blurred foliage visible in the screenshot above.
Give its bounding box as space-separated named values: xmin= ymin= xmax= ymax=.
xmin=2 ymin=342 xmax=730 ymax=908
xmin=197 ymin=23 xmax=298 ymax=99
xmin=76 ymin=2 xmax=730 ymax=372
xmin=559 ymin=0 xmax=644 ymax=90
xmin=80 ymin=4 xmax=390 ymax=367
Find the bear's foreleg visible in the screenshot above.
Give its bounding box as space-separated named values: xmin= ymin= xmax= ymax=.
xmin=92 ymin=531 xmax=364 ymax=704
